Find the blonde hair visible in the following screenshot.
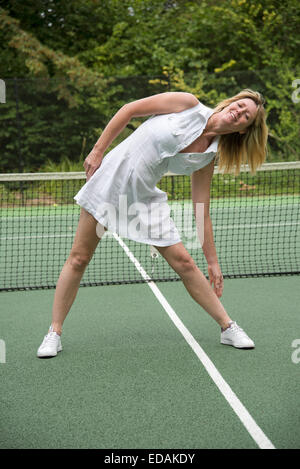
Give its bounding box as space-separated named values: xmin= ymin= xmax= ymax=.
xmin=214 ymin=89 xmax=268 ymax=175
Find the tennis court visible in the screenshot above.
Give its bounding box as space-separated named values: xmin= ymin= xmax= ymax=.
xmin=1 ymin=163 xmax=299 ymax=290
xmin=0 ymin=164 xmax=299 ymax=449
xmin=1 ymin=272 xmax=299 ymax=448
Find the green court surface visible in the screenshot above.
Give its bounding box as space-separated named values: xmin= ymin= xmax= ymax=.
xmin=1 ymin=275 xmax=299 ymax=449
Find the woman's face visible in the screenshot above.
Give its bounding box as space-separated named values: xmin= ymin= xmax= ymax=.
xmin=219 ymin=98 xmax=258 ymax=134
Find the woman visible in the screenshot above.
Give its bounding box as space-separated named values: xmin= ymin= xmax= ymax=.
xmin=37 ymin=89 xmax=268 ymax=358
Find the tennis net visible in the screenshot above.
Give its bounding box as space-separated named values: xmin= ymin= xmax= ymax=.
xmin=1 ymin=162 xmax=299 ymax=291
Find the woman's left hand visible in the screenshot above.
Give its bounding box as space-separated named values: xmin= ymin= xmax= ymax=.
xmin=207 ymin=262 xmax=224 ymax=298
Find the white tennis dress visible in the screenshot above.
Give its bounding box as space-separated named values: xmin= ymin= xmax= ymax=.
xmin=74 ymin=101 xmax=219 ymax=246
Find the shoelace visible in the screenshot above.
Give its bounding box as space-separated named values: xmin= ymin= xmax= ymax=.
xmin=42 ymin=332 xmax=59 ymax=346
xmin=229 ymin=322 xmax=248 ymax=337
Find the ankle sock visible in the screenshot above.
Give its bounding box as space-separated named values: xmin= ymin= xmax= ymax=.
xmin=48 ymin=325 xmax=61 ymax=335
xmin=221 ymin=321 xmax=234 ymax=332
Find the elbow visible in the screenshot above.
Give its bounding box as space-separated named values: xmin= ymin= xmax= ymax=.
xmin=186 ymin=93 xmax=199 ymax=107
xmin=120 ymin=103 xmax=133 ymax=120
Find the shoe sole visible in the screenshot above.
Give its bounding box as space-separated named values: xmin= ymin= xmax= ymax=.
xmin=221 ymin=340 xmax=255 ymax=349
xmin=37 ymin=346 xmax=63 ymax=358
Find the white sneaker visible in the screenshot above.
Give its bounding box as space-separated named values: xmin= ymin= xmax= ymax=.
xmin=221 ymin=321 xmax=255 ymax=349
xmin=37 ymin=331 xmax=62 ymax=358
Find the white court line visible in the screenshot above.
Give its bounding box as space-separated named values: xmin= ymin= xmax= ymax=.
xmin=113 ymin=232 xmax=275 ymax=450
xmin=0 ymin=218 xmax=300 ymax=241
xmin=1 ymin=219 xmax=299 ymax=242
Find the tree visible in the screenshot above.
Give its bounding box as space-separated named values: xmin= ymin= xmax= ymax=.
xmin=0 ymin=0 xmax=299 ymax=171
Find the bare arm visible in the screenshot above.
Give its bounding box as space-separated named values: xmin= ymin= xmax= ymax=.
xmin=84 ymin=92 xmax=199 ymax=179
xmin=191 ymin=160 xmax=224 ymax=297
xmin=95 ymin=92 xmax=198 ymax=152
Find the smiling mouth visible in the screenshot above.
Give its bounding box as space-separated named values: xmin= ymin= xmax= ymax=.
xmin=230 ymin=111 xmax=237 ymax=121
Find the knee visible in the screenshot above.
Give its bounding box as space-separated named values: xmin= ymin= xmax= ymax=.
xmin=173 ymin=254 xmax=197 ymax=277
xmin=68 ymin=250 xmax=92 ymax=272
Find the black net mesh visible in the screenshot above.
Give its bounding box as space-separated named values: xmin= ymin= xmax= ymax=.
xmin=1 ymin=163 xmax=299 ymax=292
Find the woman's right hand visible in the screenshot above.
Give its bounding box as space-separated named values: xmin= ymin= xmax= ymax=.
xmin=83 ymin=148 xmax=104 ymax=181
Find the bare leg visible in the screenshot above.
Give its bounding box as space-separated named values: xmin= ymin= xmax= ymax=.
xmin=51 ymin=208 xmax=103 ymax=335
xmin=155 ymin=243 xmax=232 ymax=329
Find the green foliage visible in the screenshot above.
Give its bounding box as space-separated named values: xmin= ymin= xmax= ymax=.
xmin=0 ymin=0 xmax=299 ymax=172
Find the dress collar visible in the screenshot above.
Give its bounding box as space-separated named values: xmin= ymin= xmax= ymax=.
xmin=197 ymin=102 xmax=219 ymax=153
xmin=197 ymin=101 xmax=215 ymax=121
